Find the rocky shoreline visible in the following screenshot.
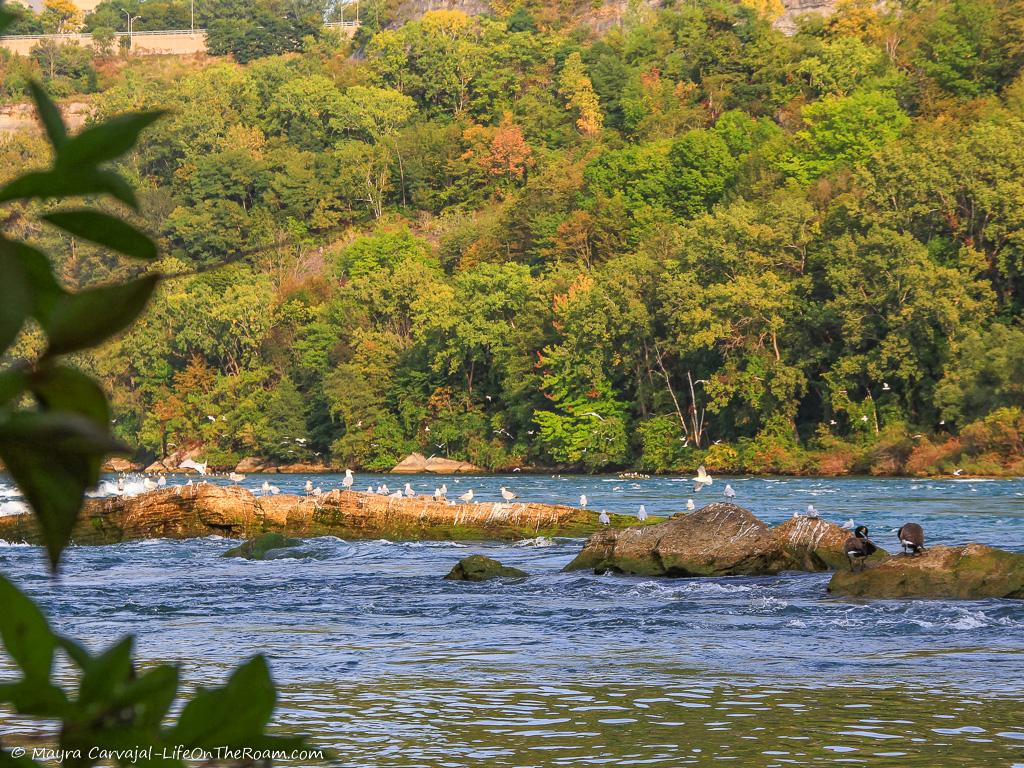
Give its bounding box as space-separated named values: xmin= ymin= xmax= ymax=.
xmin=0 ymin=485 xmax=648 ymax=545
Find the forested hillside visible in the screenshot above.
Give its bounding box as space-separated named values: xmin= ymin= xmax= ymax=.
xmin=3 ymin=0 xmax=1024 ymax=474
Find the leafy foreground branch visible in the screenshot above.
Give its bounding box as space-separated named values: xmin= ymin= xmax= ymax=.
xmin=0 ymin=28 xmax=306 ymax=764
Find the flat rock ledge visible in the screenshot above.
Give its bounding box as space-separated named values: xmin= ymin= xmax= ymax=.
xmin=390 ymin=452 xmax=481 ymax=474
xmin=0 ymin=485 xmax=649 ymax=546
xmin=828 ymin=544 xmax=1024 ymax=600
xmin=445 ymin=554 xmax=527 ymax=581
xmin=564 ymin=503 xmax=886 ymax=577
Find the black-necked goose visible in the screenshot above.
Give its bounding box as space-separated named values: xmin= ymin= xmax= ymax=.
xmin=843 ymin=525 xmax=878 ymax=571
xmin=897 ymin=522 xmax=925 ymax=555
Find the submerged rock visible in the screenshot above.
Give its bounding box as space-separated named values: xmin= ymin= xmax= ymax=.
xmin=564 ymin=504 xmax=886 ymax=576
xmin=222 ymin=532 xmax=302 ymax=560
xmin=445 ymin=554 xmax=527 ymax=581
xmin=828 ymin=544 xmax=1024 ymax=599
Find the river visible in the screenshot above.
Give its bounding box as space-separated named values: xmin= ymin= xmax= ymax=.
xmin=2 ymin=474 xmax=1024 ymax=766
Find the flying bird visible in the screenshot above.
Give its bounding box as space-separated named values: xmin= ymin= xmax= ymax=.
xmin=179 ymin=458 xmax=208 ymax=476
xmin=692 ymin=465 xmax=713 ymax=492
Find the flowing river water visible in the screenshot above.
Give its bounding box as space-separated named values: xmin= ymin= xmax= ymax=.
xmin=2 ymin=474 xmax=1024 ymax=766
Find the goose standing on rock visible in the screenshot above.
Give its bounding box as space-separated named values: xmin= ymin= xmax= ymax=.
xmin=843 ymin=526 xmax=877 ymax=572
xmin=897 ymin=522 xmax=925 ymax=554
xmin=692 ymin=465 xmax=713 ymax=492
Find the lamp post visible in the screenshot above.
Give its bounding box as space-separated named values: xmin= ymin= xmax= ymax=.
xmin=190 ymin=0 xmax=194 ymax=33
xmin=121 ymin=9 xmax=137 ymax=47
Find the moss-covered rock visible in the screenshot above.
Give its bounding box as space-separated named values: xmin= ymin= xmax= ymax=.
xmin=564 ymin=504 xmax=888 ymax=577
xmin=444 ymin=554 xmax=528 ymax=581
xmin=222 ymin=532 xmax=302 ymax=560
xmin=828 ymin=544 xmax=1024 ymax=599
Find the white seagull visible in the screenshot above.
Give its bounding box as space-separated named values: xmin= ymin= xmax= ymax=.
xmin=229 ymin=472 xmax=245 ymax=483
xmin=157 ymin=474 xmax=167 ymax=487
xmin=598 ymin=510 xmax=611 ymax=525
xmin=404 ymin=483 xmax=416 ymax=497
xmin=261 ymin=481 xmax=272 ymax=496
xmin=179 ymin=458 xmax=208 ymax=476
xmin=806 ymin=504 xmax=819 ymax=518
xmin=841 ymin=519 xmax=854 ymax=530
xmin=459 ymin=488 xmax=474 ymax=503
xmin=342 ymin=469 xmax=354 ymax=490
xmin=637 ymin=505 xmax=647 ymax=521
xmin=686 ymin=498 xmax=695 ymax=511
xmin=500 ymin=487 xmax=518 ymax=501
xmin=723 ymin=483 xmax=735 ymax=498
xmin=693 ymin=465 xmax=713 ymax=492
xmin=305 ymin=480 xmax=314 ymax=495
xmin=579 ymin=494 xmax=588 ymax=508
xmin=143 ymin=477 xmax=157 ymax=492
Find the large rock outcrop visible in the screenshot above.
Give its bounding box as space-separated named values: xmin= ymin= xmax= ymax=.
xmin=828 ymin=544 xmax=1024 ymax=600
xmin=564 ymin=503 xmax=884 ymax=576
xmin=0 ymin=485 xmax=648 ymax=545
xmin=390 ymin=452 xmax=481 ymax=474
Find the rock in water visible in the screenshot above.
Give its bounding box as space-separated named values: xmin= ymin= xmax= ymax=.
xmin=445 ymin=555 xmax=528 ymax=581
xmin=222 ymin=532 xmax=302 ymax=560
xmin=828 ymin=544 xmax=1024 ymax=600
xmin=565 ymin=503 xmax=773 ymax=577
xmin=563 ymin=503 xmax=886 ymax=577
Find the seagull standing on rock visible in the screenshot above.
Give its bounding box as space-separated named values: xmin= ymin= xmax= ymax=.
xmin=686 ymin=498 xmax=695 ymax=511
xmin=500 ymin=487 xmax=518 ymax=501
xmin=261 ymin=481 xmax=272 ymax=496
xmin=598 ymin=510 xmax=611 ymax=525
xmin=404 ymin=483 xmax=416 ymax=498
xmin=723 ymin=484 xmax=735 ymax=498
xmin=579 ymin=494 xmax=588 ymax=508
xmin=459 ymin=488 xmax=474 ymax=503
xmin=342 ymin=469 xmax=354 ymax=491
xmin=637 ymin=505 xmax=648 ymax=521
xmin=806 ymin=504 xmax=819 ymax=518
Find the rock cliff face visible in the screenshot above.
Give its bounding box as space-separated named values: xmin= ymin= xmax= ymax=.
xmin=390 ymin=452 xmax=482 ymax=473
xmin=828 ymin=544 xmax=1024 ymax=599
xmin=0 ymin=485 xmax=647 ymax=545
xmin=564 ymin=503 xmax=885 ymax=576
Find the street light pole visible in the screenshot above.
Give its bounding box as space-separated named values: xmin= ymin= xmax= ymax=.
xmin=191 ymin=0 xmax=194 ymax=33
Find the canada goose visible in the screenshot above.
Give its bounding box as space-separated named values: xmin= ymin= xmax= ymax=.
xmin=692 ymin=465 xmax=713 ymax=492
xmin=844 ymin=525 xmax=877 ymax=572
xmin=897 ymin=522 xmax=925 ymax=555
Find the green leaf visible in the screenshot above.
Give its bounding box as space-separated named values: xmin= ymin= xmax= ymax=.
xmin=42 ymin=209 xmax=157 ymax=260
xmin=0 ymin=412 xmax=126 ymax=569
xmin=171 ymin=655 xmax=277 ymax=747
xmin=0 ymin=575 xmax=56 ymax=681
xmin=0 ymin=168 xmax=138 ymax=210
xmin=0 ymin=368 xmax=27 ymax=407
xmin=31 ymin=365 xmax=110 ymax=428
xmin=6 ymin=241 xmax=65 ymax=324
xmin=0 ymin=249 xmax=29 ymax=354
xmin=42 ymin=275 xmax=158 ymax=357
xmin=56 ymin=635 xmax=94 ymax=669
xmin=120 ymin=664 xmax=179 ymax=729
xmin=55 ymin=111 xmax=165 ymax=171
xmin=0 ymin=680 xmax=69 ymax=718
xmin=78 ymin=637 xmax=134 ymax=706
xmin=28 ymin=81 xmax=66 ymax=149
